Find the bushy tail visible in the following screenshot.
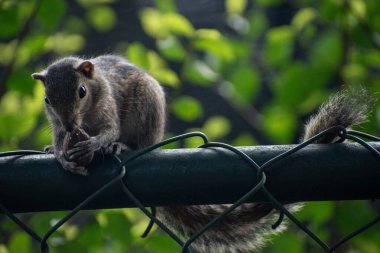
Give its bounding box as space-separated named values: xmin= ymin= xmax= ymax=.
xmin=158 ymin=203 xmax=290 ymax=253
xmin=158 ymin=87 xmax=375 ymax=253
xmin=303 ymin=88 xmax=375 ymax=143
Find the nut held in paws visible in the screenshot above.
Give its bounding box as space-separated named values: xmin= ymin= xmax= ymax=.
xmin=63 ymin=128 xmax=94 ymax=166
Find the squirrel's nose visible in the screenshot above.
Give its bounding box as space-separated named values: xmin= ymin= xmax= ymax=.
xmin=61 ymin=118 xmax=76 ymax=133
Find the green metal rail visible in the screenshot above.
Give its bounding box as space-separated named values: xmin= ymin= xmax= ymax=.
xmin=1 ymin=142 xmax=380 ymax=213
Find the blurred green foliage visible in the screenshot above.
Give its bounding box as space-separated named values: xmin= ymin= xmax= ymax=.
xmin=1 ymin=0 xmax=380 ymax=252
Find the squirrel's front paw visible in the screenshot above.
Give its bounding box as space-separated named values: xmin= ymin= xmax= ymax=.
xmin=67 ymin=137 xmax=100 ymax=161
xmin=103 ymin=142 xmax=129 ymax=155
xmin=59 ymin=157 xmax=88 ymax=176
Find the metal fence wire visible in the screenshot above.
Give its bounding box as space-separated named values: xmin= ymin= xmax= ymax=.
xmin=1 ymin=125 xmax=380 ymax=253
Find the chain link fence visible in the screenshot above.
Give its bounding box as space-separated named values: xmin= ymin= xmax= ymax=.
xmin=0 ymin=126 xmax=380 ymax=252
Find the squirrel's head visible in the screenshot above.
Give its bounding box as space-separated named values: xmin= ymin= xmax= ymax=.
xmin=32 ymin=57 xmax=95 ymax=132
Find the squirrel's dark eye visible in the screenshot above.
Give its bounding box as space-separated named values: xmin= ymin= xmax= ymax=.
xmin=79 ymin=85 xmax=86 ymax=99
xmin=44 ymin=96 xmax=50 ymax=105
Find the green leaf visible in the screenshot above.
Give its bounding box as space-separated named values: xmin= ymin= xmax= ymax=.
xmin=297 ymin=202 xmax=334 ymax=225
xmin=87 ymin=6 xmax=117 ymax=32
xmin=247 ymin=11 xmax=268 ymax=39
xmin=270 ymin=232 xmax=303 ymax=253
xmin=183 ymin=58 xmax=219 ymax=85
xmin=171 ymin=96 xmax=203 ymax=122
xmin=151 ymin=68 xmax=180 ymax=87
xmin=126 ymin=43 xmax=178 ymax=86
xmin=157 ymin=36 xmax=186 ymax=61
xmin=76 ymin=0 xmax=115 ymax=8
xmin=162 ymin=133 xmax=180 ymax=149
xmin=76 ymin=215 xmax=103 ymax=252
xmin=64 ymin=16 xmax=87 ymax=34
xmin=0 ymin=245 xmax=8 ymax=253
xmin=8 ymin=232 xmax=31 ymax=253
xmin=0 ymin=41 xmax=16 ymax=65
xmin=193 ymin=29 xmax=234 ymax=61
xmin=54 ymin=240 xmax=87 ymax=253
xmin=226 ymin=15 xmax=249 ymax=35
xmin=145 ymin=232 xmax=182 ymax=253
xmin=202 ymin=116 xmax=231 ymax=140
xmin=220 ymin=39 xmax=249 ymax=61
xmin=155 ymin=0 xmax=176 ymax=12
xmin=139 ymin=8 xmax=169 ymax=39
xmin=350 ymin=0 xmax=366 ymax=18
xmin=125 ymin=42 xmax=149 ymax=69
xmin=229 ymin=65 xmax=260 ymax=104
xmin=225 ymin=0 xmax=247 ymax=15
xmin=146 ymin=50 xmax=166 ymax=70
xmin=203 ymin=53 xmax=225 ymax=73
xmin=7 ymin=68 xmax=36 ymax=95
xmin=0 ymin=84 xmax=44 ymax=143
xmin=336 ymin=201 xmax=376 ymax=234
xmin=63 ymin=224 xmax=79 ymax=241
xmin=18 ymin=35 xmax=47 ymax=64
xmin=184 ymin=128 xmax=205 ymax=148
xmin=342 ymin=63 xmax=368 ymax=84
xmin=194 ymin=29 xmax=220 ymax=40
xmin=319 ymin=0 xmax=343 ymax=21
xmin=273 ymin=63 xmax=329 ymax=111
xmin=368 ymin=5 xmax=380 ymax=32
xmin=267 ymin=26 xmax=294 ymax=44
xmin=365 ymin=49 xmax=380 ymax=68
xmin=264 ymin=26 xmax=294 ymax=67
xmin=140 ymin=9 xmax=194 ymax=38
xmin=232 ymin=132 xmax=257 ymax=146
xmin=262 ymin=106 xmax=297 ymax=143
xmin=37 ymin=0 xmax=66 ymax=31
xmin=45 ymin=33 xmax=85 ymax=55
xmin=256 ymin=0 xmax=281 ymax=7
xmin=310 ymin=31 xmax=342 ymax=70
xmin=355 ymin=236 xmax=380 ymax=253
xmin=97 ymin=211 xmax=132 ymax=243
xmin=292 ymin=8 xmax=317 ymax=31
xmin=164 ymin=12 xmax=194 ymax=37
xmin=0 ymin=2 xmax=22 ymax=38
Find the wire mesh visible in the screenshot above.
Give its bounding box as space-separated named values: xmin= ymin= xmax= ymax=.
xmin=0 ymin=126 xmax=379 ymax=253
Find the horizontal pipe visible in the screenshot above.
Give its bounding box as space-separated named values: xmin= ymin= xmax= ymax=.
xmin=0 ymin=142 xmax=380 ymax=213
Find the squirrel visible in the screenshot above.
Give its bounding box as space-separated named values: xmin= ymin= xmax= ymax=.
xmin=32 ymin=55 xmax=374 ymax=253
xmin=32 ymin=55 xmax=166 ymax=175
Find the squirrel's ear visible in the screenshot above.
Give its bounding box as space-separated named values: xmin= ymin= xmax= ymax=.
xmin=31 ymin=73 xmax=46 ymax=83
xmin=77 ymin=61 xmax=94 ymax=78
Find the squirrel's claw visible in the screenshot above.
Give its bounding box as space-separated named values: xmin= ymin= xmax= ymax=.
xmin=104 ymin=142 xmax=129 ymax=155
xmin=59 ymin=157 xmax=89 ymax=176
xmin=44 ymin=145 xmax=54 ymax=154
xmin=68 ymin=149 xmax=93 ymax=161
xmin=68 ymin=137 xmax=100 ymax=160
xmin=67 ymin=146 xmax=91 ymax=160
xmin=74 ymin=137 xmax=101 ymax=150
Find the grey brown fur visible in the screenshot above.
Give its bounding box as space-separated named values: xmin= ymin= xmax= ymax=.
xmin=32 ymin=55 xmax=165 ymax=175
xmin=303 ymin=88 xmax=375 ymax=143
xmin=33 ymin=56 xmax=374 ymax=253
